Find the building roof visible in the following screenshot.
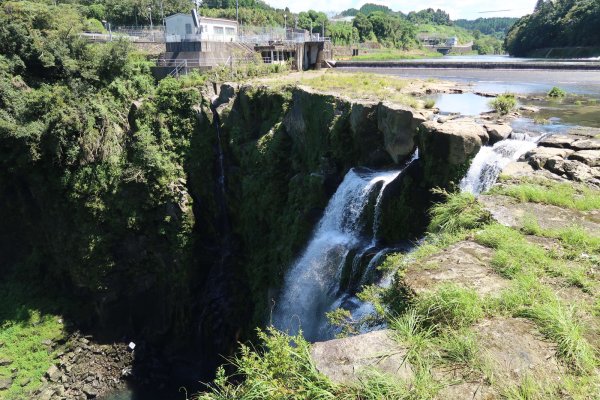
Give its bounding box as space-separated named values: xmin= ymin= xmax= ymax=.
xmin=165 ymin=13 xmax=237 ymax=26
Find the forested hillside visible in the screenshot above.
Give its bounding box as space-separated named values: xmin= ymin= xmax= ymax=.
xmin=454 ymin=17 xmax=518 ymax=39
xmin=506 ymin=0 xmax=600 ymax=56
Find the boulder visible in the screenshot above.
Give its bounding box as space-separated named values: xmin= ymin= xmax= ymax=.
xmin=562 ymin=160 xmax=600 ymax=182
xmin=566 ymin=126 xmax=600 ymax=138
xmin=524 ymin=147 xmax=574 ymax=169
xmin=484 ymin=123 xmax=513 ymax=144
xmin=377 ymin=102 xmax=420 ymax=163
xmin=311 ymin=330 xmax=412 ymax=384
xmin=538 ymin=135 xmax=577 ymax=149
xmin=0 ymin=359 xmax=12 ymax=367
xmin=419 ymin=120 xmax=484 ymax=187
xmin=0 ymin=377 xmax=12 ymax=390
xmin=571 ymin=138 xmax=600 ymax=151
xmin=46 ymin=365 xmax=61 ymax=382
xmin=421 ymin=120 xmax=484 ymax=165
xmin=569 ymin=150 xmax=600 ymax=167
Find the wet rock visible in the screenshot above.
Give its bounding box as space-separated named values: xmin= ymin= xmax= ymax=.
xmin=311 ymin=330 xmax=412 ymax=384
xmin=402 ymin=241 xmax=509 ymax=298
xmin=569 ymin=150 xmax=600 ymax=167
xmin=519 ymin=105 xmax=540 ymax=113
xmin=0 ymin=377 xmax=12 ymax=390
xmin=484 ymin=123 xmax=513 ymax=144
xmin=377 ymin=102 xmax=421 ymax=163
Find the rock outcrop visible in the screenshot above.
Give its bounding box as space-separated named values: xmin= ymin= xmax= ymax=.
xmin=311 ymin=330 xmax=412 ymax=384
xmin=517 ymin=131 xmax=600 ymax=185
xmin=419 ymin=120 xmax=484 ymax=188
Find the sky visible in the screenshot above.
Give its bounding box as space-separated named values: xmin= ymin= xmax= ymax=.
xmin=262 ymin=0 xmax=538 ymax=20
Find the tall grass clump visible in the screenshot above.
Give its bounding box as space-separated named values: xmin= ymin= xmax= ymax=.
xmin=489 ymin=93 xmax=517 ymax=115
xmin=547 ymin=87 xmax=567 ymax=98
xmin=428 ymin=190 xmax=491 ymax=234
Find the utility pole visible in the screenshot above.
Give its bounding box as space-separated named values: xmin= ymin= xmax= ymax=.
xmin=160 ymin=0 xmax=165 ymax=29
xmin=148 ymin=6 xmax=154 ymax=41
xmin=236 ymin=0 xmax=239 ymax=24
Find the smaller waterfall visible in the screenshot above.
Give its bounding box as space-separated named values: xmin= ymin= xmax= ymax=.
xmin=272 ymin=164 xmax=413 ymax=341
xmin=460 ymin=138 xmax=537 ymax=194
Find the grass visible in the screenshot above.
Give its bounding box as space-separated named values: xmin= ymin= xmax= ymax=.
xmin=521 ymin=300 xmax=598 ymax=374
xmin=427 ymin=190 xmax=491 ymax=235
xmin=295 ymin=72 xmax=420 ymax=108
xmin=491 ymin=178 xmax=600 ymax=211
xmin=413 ymin=285 xmax=484 ymax=330
xmin=489 ymin=93 xmax=517 ymax=115
xmin=0 ymin=281 xmax=65 ymax=399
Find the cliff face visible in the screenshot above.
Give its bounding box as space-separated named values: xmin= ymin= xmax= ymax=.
xmin=0 ymin=80 xmax=480 ymax=379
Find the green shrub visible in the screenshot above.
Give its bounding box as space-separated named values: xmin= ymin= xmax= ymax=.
xmin=424 ymin=99 xmax=436 ymax=109
xmin=548 ymin=87 xmax=567 ymax=98
xmin=489 ymin=93 xmax=517 ymax=115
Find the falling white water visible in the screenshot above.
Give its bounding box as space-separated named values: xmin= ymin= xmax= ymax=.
xmin=460 ymin=138 xmax=538 ymax=195
xmin=272 ymin=168 xmax=403 ymax=341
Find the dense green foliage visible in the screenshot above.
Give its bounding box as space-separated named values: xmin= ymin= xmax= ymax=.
xmin=454 ymin=18 xmax=518 ymax=38
xmin=506 ymin=0 xmax=600 ymax=56
xmin=0 ymin=0 xmax=201 ymax=340
xmin=406 ymin=8 xmax=451 ymax=26
xmin=352 ymin=12 xmax=418 ymax=49
xmin=489 ymin=94 xmax=517 ymax=115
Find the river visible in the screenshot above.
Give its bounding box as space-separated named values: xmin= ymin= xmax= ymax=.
xmin=341 ymin=55 xmax=600 ymax=97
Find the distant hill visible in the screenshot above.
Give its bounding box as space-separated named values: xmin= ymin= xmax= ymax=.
xmin=506 ymin=0 xmax=600 ymax=56
xmin=340 ymin=3 xmax=398 ymax=17
xmin=454 ymin=18 xmax=518 ymax=38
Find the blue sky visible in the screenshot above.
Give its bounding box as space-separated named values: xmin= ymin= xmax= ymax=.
xmin=262 ymin=0 xmax=538 ymax=20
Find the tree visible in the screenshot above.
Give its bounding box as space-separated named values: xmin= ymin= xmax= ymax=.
xmin=534 ymin=0 xmax=545 ymax=12
xmin=352 ymin=13 xmax=373 ymax=42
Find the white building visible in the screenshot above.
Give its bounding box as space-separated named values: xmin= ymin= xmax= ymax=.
xmin=165 ymin=13 xmax=238 ymax=42
xmin=446 ymin=36 xmax=459 ymax=47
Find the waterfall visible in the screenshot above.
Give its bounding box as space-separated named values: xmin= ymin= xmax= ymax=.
xmin=272 ymin=167 xmax=408 ymax=342
xmin=460 ymin=138 xmax=537 ymax=195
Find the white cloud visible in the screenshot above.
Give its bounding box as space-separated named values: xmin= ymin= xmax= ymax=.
xmin=264 ymin=0 xmax=537 ymax=20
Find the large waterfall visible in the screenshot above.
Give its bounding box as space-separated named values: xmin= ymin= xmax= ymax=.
xmin=460 ymin=138 xmax=537 ymax=194
xmin=272 ymin=165 xmax=412 ymax=342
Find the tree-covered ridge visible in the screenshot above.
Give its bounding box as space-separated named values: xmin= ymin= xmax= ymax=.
xmin=505 ymin=0 xmax=600 ymax=56
xmin=454 ymin=17 xmax=519 ymax=38
xmin=341 ymin=3 xmax=399 ymax=17
xmin=407 ymin=8 xmax=451 ymax=26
